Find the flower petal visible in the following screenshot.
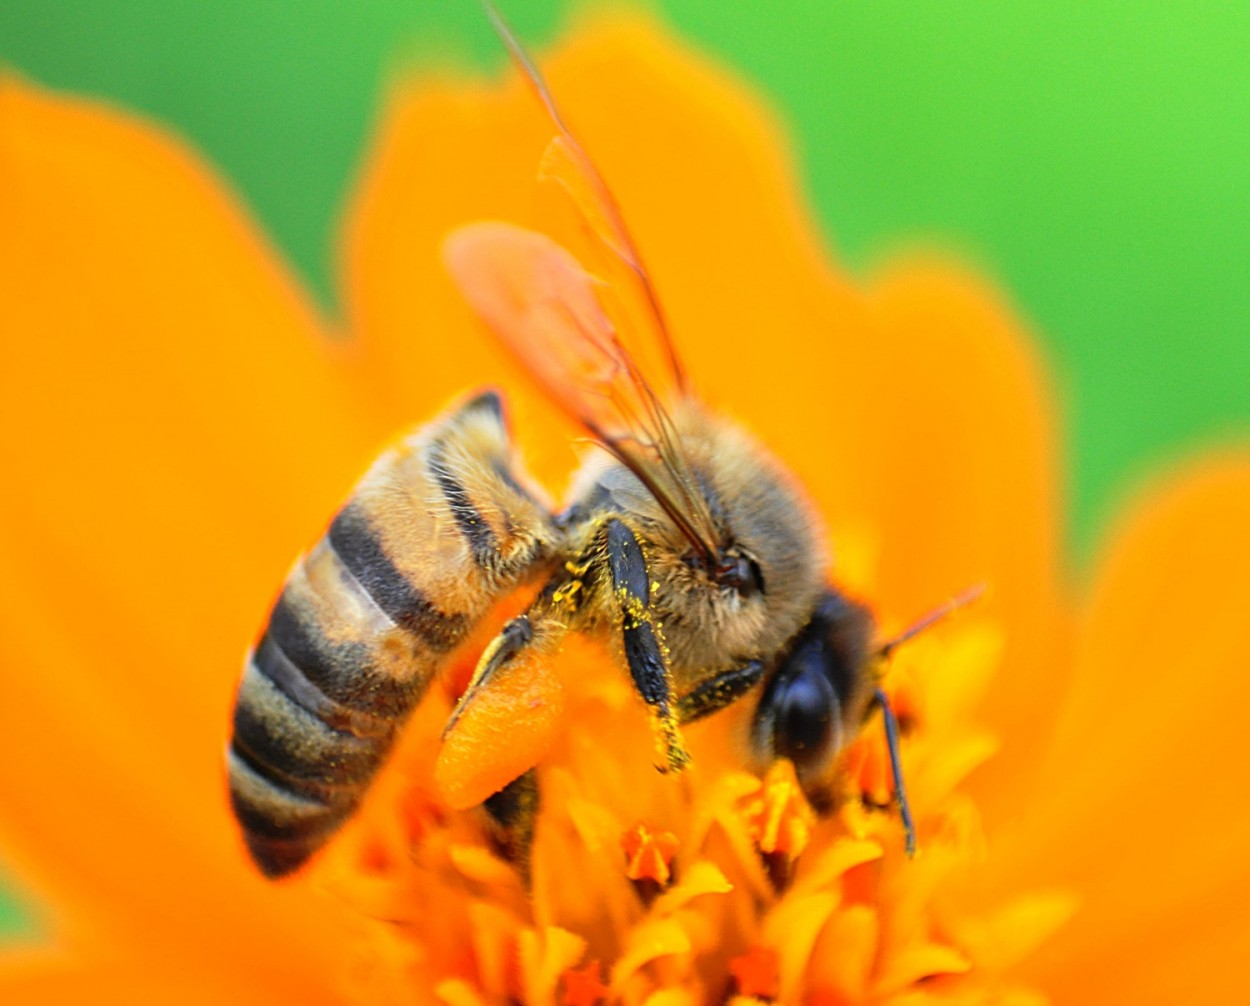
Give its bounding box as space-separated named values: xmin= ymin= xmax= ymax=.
xmin=0 ymin=954 xmax=226 ymax=1005
xmin=1003 ymin=459 xmax=1250 ymax=1000
xmin=806 ymin=905 xmax=878 ymax=1002
xmin=0 ymin=77 xmax=362 ymax=990
xmin=518 ymin=925 xmax=587 ymax=1006
xmin=610 ymin=916 xmax=692 ymax=990
xmin=761 ymin=892 xmax=838 ymax=1002
xmin=857 ymin=267 xmax=1066 ymax=813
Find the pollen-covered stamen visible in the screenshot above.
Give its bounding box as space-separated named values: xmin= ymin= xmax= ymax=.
xmin=738 ymin=760 xmax=817 ymax=891
xmin=621 ymin=822 xmax=680 ymax=886
xmin=729 ymin=945 xmax=781 ymax=1001
xmin=561 ymin=960 xmax=609 ymax=1006
xmin=740 ymin=761 xmax=816 ymax=860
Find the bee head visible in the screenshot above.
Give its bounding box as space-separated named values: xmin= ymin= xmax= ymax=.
xmin=752 ymin=591 xmax=875 ymax=790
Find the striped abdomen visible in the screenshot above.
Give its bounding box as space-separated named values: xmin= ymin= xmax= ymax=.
xmin=228 ymin=392 xmax=557 ymax=877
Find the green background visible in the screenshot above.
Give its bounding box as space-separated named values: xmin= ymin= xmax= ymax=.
xmin=1 ymin=0 xmax=1247 ymax=936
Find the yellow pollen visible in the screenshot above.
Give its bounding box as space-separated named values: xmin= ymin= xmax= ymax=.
xmin=729 ymin=945 xmax=781 ymax=1000
xmin=740 ymin=760 xmax=816 ymax=858
xmin=553 ymin=579 xmax=583 ymax=607
xmin=620 ymin=822 xmax=680 ymax=885
xmin=561 ymin=960 xmax=610 ymax=1006
xmin=317 ymin=535 xmax=1059 ymax=1005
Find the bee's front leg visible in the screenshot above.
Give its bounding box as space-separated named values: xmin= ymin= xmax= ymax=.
xmin=604 ymin=518 xmax=691 ymax=773
xmin=674 ymin=660 xmax=767 ymax=724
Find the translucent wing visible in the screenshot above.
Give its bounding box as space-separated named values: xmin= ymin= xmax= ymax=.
xmin=487 ymin=0 xmax=688 ymax=395
xmin=445 ymin=223 xmax=718 ymax=564
xmin=447 ymin=6 xmax=720 ymax=562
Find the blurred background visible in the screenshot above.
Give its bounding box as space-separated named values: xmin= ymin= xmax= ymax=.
xmin=1 ymin=0 xmax=1246 ymax=939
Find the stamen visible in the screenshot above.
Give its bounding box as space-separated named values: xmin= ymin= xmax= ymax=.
xmin=741 ymin=761 xmax=816 ymax=859
xmin=729 ymin=945 xmax=781 ymax=1000
xmin=561 ymin=960 xmax=609 ymax=1006
xmin=621 ymin=822 xmax=680 ymax=886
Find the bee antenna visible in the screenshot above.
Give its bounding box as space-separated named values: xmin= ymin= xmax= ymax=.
xmin=877 ymin=583 xmax=986 ymax=660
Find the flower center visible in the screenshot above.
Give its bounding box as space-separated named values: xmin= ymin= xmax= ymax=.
xmin=317 ymin=617 xmax=1063 ymax=1004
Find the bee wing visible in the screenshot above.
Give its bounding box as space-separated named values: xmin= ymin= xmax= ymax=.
xmin=488 ymin=0 xmax=688 ymax=395
xmin=444 ymin=222 xmax=622 ymax=419
xmin=534 ymin=133 xmax=689 ymax=393
xmin=450 ymin=3 xmax=719 ymax=562
xmin=445 ymin=222 xmax=719 ymax=565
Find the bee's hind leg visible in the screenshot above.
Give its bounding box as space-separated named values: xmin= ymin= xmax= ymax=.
xmin=439 ymin=607 xmax=554 ymax=885
xmin=604 ymin=519 xmax=691 ymax=773
xmin=436 ymin=594 xmax=568 ymax=813
xmin=482 ymin=768 xmax=540 ymax=886
xmin=442 ymin=612 xmax=542 ymax=737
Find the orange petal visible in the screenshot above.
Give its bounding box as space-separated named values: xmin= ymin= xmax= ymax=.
xmin=341 ymin=45 xmax=584 ymax=488
xmin=0 ymin=77 xmax=363 ymax=991
xmin=610 ymin=916 xmax=691 ymax=990
xmin=0 ymin=949 xmax=298 ymax=1005
xmin=872 ymin=941 xmax=971 ymax=998
xmin=806 ymin=905 xmax=878 ymax=1002
xmin=0 ymin=956 xmax=211 ymax=1006
xmin=855 ymin=267 xmax=1067 ymax=814
xmin=650 ymin=860 xmax=733 ymax=916
xmin=1003 ymin=458 xmax=1250 ymax=1000
xmin=517 ymin=925 xmax=587 ymax=1006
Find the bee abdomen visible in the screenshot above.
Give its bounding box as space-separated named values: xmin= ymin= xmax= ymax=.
xmin=229 ymin=533 xmax=458 ymax=876
xmin=328 ymin=503 xmax=470 ymax=651
xmin=233 ymin=645 xmax=392 ymax=787
xmin=227 ymin=743 xmax=355 ymax=878
xmin=227 ymin=628 xmax=387 ymax=878
xmin=229 ymin=391 xmax=558 ymax=878
xmin=245 ymin=633 xmax=396 ymax=742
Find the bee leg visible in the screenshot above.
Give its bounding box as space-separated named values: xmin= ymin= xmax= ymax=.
xmin=442 ymin=613 xmax=540 ymax=737
xmin=482 ymin=767 xmax=540 ymax=887
xmin=872 ymin=687 xmax=917 ymax=857
xmin=435 ymin=594 xmax=567 ymax=811
xmin=675 ymin=660 xmax=766 ymax=724
xmin=604 ymin=519 xmax=690 ymax=772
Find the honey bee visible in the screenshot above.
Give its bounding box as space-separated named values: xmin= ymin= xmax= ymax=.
xmin=228 ymin=8 xmax=952 ymax=878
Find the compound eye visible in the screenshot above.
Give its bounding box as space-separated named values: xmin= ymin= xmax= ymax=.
xmin=716 ymin=550 xmax=766 ymax=596
xmin=756 ymin=665 xmax=840 ymax=771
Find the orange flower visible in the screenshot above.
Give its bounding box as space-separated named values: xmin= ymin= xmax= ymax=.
xmin=1 ymin=13 xmax=1247 ymax=1004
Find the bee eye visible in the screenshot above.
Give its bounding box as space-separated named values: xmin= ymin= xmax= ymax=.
xmin=716 ymin=550 xmax=765 ymax=596
xmin=745 ymin=556 xmax=766 ymax=594
xmin=755 ymin=664 xmax=839 ymax=771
